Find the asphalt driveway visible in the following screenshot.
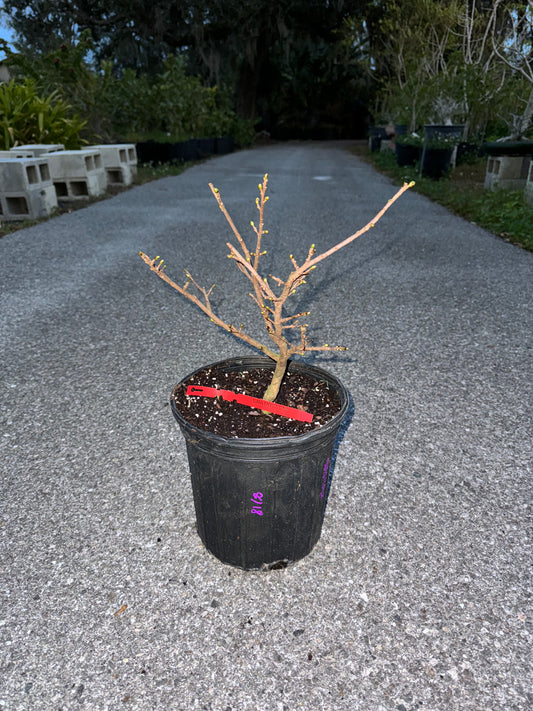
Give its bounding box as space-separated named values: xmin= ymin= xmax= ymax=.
xmin=1 ymin=142 xmax=531 ymax=710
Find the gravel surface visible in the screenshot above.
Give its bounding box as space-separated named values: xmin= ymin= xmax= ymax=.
xmin=1 ymin=141 xmax=532 ymax=710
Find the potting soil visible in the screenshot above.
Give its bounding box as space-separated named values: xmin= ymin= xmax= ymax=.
xmin=172 ymin=366 xmax=341 ymax=438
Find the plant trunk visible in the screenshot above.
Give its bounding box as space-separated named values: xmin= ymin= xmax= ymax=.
xmin=262 ymin=352 xmax=289 ymax=402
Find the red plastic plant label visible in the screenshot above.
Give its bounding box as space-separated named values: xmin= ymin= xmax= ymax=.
xmin=186 ymin=385 xmax=313 ymax=423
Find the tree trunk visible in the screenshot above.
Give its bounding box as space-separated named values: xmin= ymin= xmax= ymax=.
xmin=262 ymin=352 xmax=289 ymax=403
xmin=519 ymin=85 xmax=533 ymax=138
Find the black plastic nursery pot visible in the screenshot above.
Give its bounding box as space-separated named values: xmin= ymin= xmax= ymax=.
xmin=424 ymin=124 xmax=465 ymax=142
xmin=481 ymin=140 xmax=533 ymax=157
xmin=368 ymin=126 xmax=388 ymax=152
xmin=421 ymin=147 xmax=453 ymax=179
xmin=396 ymin=143 xmax=420 ymax=167
xmin=170 ymin=356 xmax=350 ymax=570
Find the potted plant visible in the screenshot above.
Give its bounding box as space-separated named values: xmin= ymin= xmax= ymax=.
xmin=482 ymin=113 xmax=533 ymax=158
xmin=395 ymin=132 xmax=423 ymax=167
xmin=368 ymin=125 xmax=388 ymax=152
xmin=420 ymin=127 xmax=464 ymax=179
xmin=139 ymin=175 xmax=414 ymax=570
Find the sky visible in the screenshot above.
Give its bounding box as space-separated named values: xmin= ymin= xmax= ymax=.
xmin=0 ymin=13 xmax=15 ymax=59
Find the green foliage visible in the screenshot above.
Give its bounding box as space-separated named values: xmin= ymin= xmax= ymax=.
xmin=4 ymin=35 xmax=250 ymax=144
xmin=105 ymin=55 xmax=251 ymax=143
xmin=0 ymin=79 xmax=86 ymax=149
xmin=356 ymin=146 xmax=533 ymax=251
xmin=462 ymin=190 xmax=533 ymax=250
xmin=155 ymin=56 xmax=220 ymax=139
xmin=133 ymin=160 xmax=192 ymax=183
xmin=396 ymin=132 xmax=423 ymax=147
xmin=4 ymin=30 xmax=112 ymax=141
xmin=99 ymin=64 xmax=154 ymax=139
xmin=228 ymin=116 xmax=258 ymax=147
xmin=368 ymin=0 xmax=533 ymax=140
xmin=4 ymin=0 xmax=371 ymax=136
xmin=3 ymin=0 xmax=78 ymax=55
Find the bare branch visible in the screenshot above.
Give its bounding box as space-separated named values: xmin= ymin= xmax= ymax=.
xmin=138 ymin=251 xmax=278 ymax=360
xmin=140 ymin=175 xmax=414 ymax=401
xmin=209 ymin=183 xmax=250 ymax=260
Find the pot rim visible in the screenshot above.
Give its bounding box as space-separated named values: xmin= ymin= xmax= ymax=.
xmin=170 ymin=355 xmax=350 ymax=447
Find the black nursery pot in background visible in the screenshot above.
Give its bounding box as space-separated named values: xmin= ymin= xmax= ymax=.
xmin=396 ymin=143 xmax=420 ymax=167
xmin=421 ymin=147 xmax=454 ymax=179
xmin=170 ymin=356 xmax=350 ymax=570
xmin=369 ymin=126 xmax=388 ymax=152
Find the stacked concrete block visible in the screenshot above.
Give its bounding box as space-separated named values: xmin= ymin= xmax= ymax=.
xmin=484 ymin=154 xmax=532 ymax=191
xmin=0 ymin=150 xmax=36 ymax=159
xmin=10 ymin=144 xmax=65 ymax=156
xmin=0 ymin=158 xmax=58 ymax=221
xmin=88 ymin=144 xmax=138 ymax=186
xmin=45 ymin=149 xmax=107 ymax=200
xmin=524 ymin=159 xmax=533 ymax=207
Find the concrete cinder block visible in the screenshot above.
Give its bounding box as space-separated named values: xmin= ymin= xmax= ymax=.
xmin=45 ymin=149 xmax=107 ymax=200
xmin=0 ymin=185 xmax=58 ymax=221
xmin=484 ymin=155 xmax=532 ymax=191
xmin=88 ymin=144 xmax=138 ymax=185
xmin=0 ymin=150 xmax=36 ymax=159
xmin=0 ymin=158 xmax=53 ymax=192
xmin=524 ymin=159 xmax=533 ymax=207
xmin=10 ymin=144 xmax=65 ymax=156
xmin=0 ymin=158 xmax=58 ymax=221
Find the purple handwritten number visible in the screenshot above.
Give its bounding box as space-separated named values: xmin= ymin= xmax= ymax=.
xmin=320 ymin=458 xmax=330 ymax=500
xmin=251 ymin=492 xmax=263 ymax=515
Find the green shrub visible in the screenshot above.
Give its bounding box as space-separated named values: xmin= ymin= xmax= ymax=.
xmin=4 ymin=35 xmax=253 ymax=147
xmin=99 ymin=55 xmax=255 ymax=144
xmin=0 ymin=79 xmax=86 ymax=149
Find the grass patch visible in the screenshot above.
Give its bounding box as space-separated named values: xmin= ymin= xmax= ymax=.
xmin=351 ymin=143 xmax=533 ymax=252
xmin=134 ymin=160 xmax=192 ymax=184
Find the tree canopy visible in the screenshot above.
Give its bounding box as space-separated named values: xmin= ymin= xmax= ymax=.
xmin=2 ymin=0 xmax=531 ymax=140
xmin=3 ymin=0 xmax=371 ymax=135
